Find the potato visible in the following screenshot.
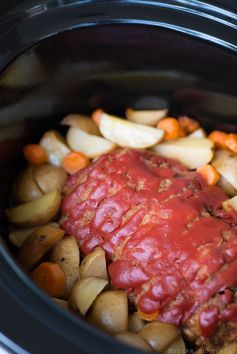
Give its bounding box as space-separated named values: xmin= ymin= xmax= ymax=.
xmin=17 ymin=224 xmax=65 ymax=270
xmin=12 ymin=167 xmax=43 ymax=204
xmin=40 ymin=130 xmax=71 ymax=166
xmin=52 ymin=297 xmax=69 ymax=310
xmin=163 ymin=336 xmax=186 ymax=354
xmin=212 ymin=149 xmax=237 ymax=191
xmin=61 ymin=114 xmax=100 ymax=136
xmin=138 ymin=321 xmax=180 ymax=352
xmin=115 ymin=331 xmax=153 ymax=351
xmin=222 ymin=195 xmax=237 ymax=212
xmin=87 ymin=290 xmax=128 ymax=335
xmin=98 ymin=111 xmax=164 ymax=148
xmin=188 ymin=128 xmax=207 ymax=138
xmin=217 ymin=176 xmax=237 ymax=197
xmin=66 ymin=127 xmax=116 ymax=158
xmin=70 ymin=277 xmax=108 ymax=315
xmin=126 ymin=107 xmax=168 ymax=126
xmin=217 ymin=343 xmax=237 ymax=354
xmin=9 ymin=227 xmax=38 ymax=247
xmin=80 ymin=247 xmax=108 ymax=280
xmin=51 ymin=235 xmax=80 ymax=295
xmin=153 ymin=138 xmax=214 ymax=169
xmin=33 ymin=164 xmax=67 ymax=194
xmin=6 ymin=189 xmax=61 ymax=227
xmin=128 ymin=313 xmax=146 ymax=333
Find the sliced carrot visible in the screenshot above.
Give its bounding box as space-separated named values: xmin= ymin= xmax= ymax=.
xmin=23 ymin=144 xmax=47 ymax=165
xmin=137 ymin=309 xmax=159 ymax=322
xmin=31 ymin=262 xmax=66 ymax=297
xmin=157 ymin=117 xmax=185 ymax=140
xmin=178 ymin=116 xmax=200 ymax=134
xmin=92 ymin=109 xmax=104 ymax=126
xmin=62 ymin=151 xmax=89 ymax=175
xmin=208 ymin=130 xmax=228 ymax=149
xmin=197 ymin=164 xmax=220 ymax=186
xmin=225 ymin=133 xmax=237 ymax=154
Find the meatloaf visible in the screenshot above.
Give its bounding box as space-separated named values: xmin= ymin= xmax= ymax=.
xmin=61 ymin=148 xmax=237 ymax=350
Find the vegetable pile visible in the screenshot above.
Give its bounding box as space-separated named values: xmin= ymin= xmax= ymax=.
xmin=5 ymin=107 xmax=237 ymax=354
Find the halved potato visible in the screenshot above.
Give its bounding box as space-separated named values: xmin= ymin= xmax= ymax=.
xmin=153 ymin=137 xmax=214 ymax=169
xmin=115 ymin=331 xmax=153 ymax=351
xmin=33 ymin=164 xmax=67 ymax=194
xmin=128 ymin=313 xmax=146 ymax=333
xmin=138 ymin=321 xmax=180 ymax=352
xmin=212 ymin=149 xmax=237 ymax=192
xmin=126 ymin=108 xmax=168 ymax=126
xmin=66 ymin=127 xmax=116 ymax=158
xmin=6 ymin=189 xmax=61 ymax=227
xmin=163 ymin=336 xmax=186 ymax=354
xmin=98 ymin=111 xmax=164 ymax=148
xmin=51 ymin=235 xmax=80 ymax=295
xmin=52 ymin=297 xmax=69 ymax=310
xmin=188 ymin=128 xmax=207 ymax=138
xmin=80 ymin=247 xmax=108 ymax=280
xmin=40 ymin=130 xmax=71 ymax=166
xmin=17 ymin=224 xmax=65 ymax=270
xmin=69 ymin=277 xmax=108 ymax=315
xmin=61 ymin=114 xmax=100 ymax=135
xmin=12 ymin=167 xmax=43 ymax=204
xmin=222 ymin=195 xmax=237 ymax=212
xmin=87 ymin=290 xmax=128 ymax=335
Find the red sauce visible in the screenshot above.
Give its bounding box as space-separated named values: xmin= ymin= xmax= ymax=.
xmin=61 ymin=148 xmax=237 ymax=338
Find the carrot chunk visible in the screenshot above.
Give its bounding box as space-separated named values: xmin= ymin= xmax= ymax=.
xmin=157 ymin=117 xmax=185 ymax=140
xmin=23 ymin=144 xmax=47 ymax=165
xmin=92 ymin=109 xmax=104 ymax=126
xmin=225 ymin=133 xmax=237 ymax=154
xmin=137 ymin=309 xmax=159 ymax=322
xmin=197 ymin=164 xmax=220 ymax=186
xmin=178 ymin=116 xmax=200 ymax=134
xmin=208 ymin=130 xmax=228 ymax=149
xmin=31 ymin=262 xmax=66 ymax=297
xmin=62 ymin=151 xmax=89 ymax=175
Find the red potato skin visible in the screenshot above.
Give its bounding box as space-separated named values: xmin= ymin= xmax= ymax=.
xmin=61 ymin=148 xmax=237 ymax=350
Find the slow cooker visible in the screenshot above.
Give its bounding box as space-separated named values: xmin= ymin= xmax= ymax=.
xmin=1 ymin=1 xmax=237 ymax=353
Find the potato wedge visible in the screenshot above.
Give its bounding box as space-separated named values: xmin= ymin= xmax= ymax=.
xmin=126 ymin=108 xmax=168 ymax=126
xmin=66 ymin=127 xmax=116 ymax=158
xmin=52 ymin=297 xmax=69 ymax=310
xmin=217 ymin=343 xmax=237 ymax=354
xmin=212 ymin=149 xmax=237 ymax=191
xmin=115 ymin=331 xmax=153 ymax=351
xmin=153 ymin=137 xmax=214 ymax=169
xmin=70 ymin=277 xmax=108 ymax=315
xmin=12 ymin=167 xmax=43 ymax=204
xmin=87 ymin=290 xmax=128 ymax=335
xmin=222 ymin=195 xmax=237 ymax=212
xmin=9 ymin=227 xmax=38 ymax=247
xmin=80 ymin=247 xmax=108 ymax=280
xmin=33 ymin=164 xmax=67 ymax=194
xmin=51 ymin=235 xmax=80 ymax=295
xmin=188 ymin=128 xmax=207 ymax=138
xmin=61 ymin=114 xmax=100 ymax=136
xmin=163 ymin=336 xmax=186 ymax=354
xmin=138 ymin=321 xmax=180 ymax=352
xmin=217 ymin=176 xmax=237 ymax=197
xmin=17 ymin=225 xmax=65 ymax=270
xmin=6 ymin=189 xmax=61 ymax=227
xmin=40 ymin=130 xmax=71 ymax=166
xmin=98 ymin=111 xmax=164 ymax=148
xmin=128 ymin=313 xmax=146 ymax=333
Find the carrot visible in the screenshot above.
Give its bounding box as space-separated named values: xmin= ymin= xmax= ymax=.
xmin=178 ymin=116 xmax=200 ymax=134
xmin=23 ymin=144 xmax=47 ymax=165
xmin=31 ymin=262 xmax=66 ymax=297
xmin=62 ymin=151 xmax=89 ymax=175
xmin=208 ymin=130 xmax=228 ymax=149
xmin=92 ymin=109 xmax=104 ymax=126
xmin=197 ymin=164 xmax=220 ymax=186
xmin=137 ymin=309 xmax=159 ymax=322
xmin=225 ymin=133 xmax=237 ymax=154
xmin=157 ymin=117 xmax=185 ymax=140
